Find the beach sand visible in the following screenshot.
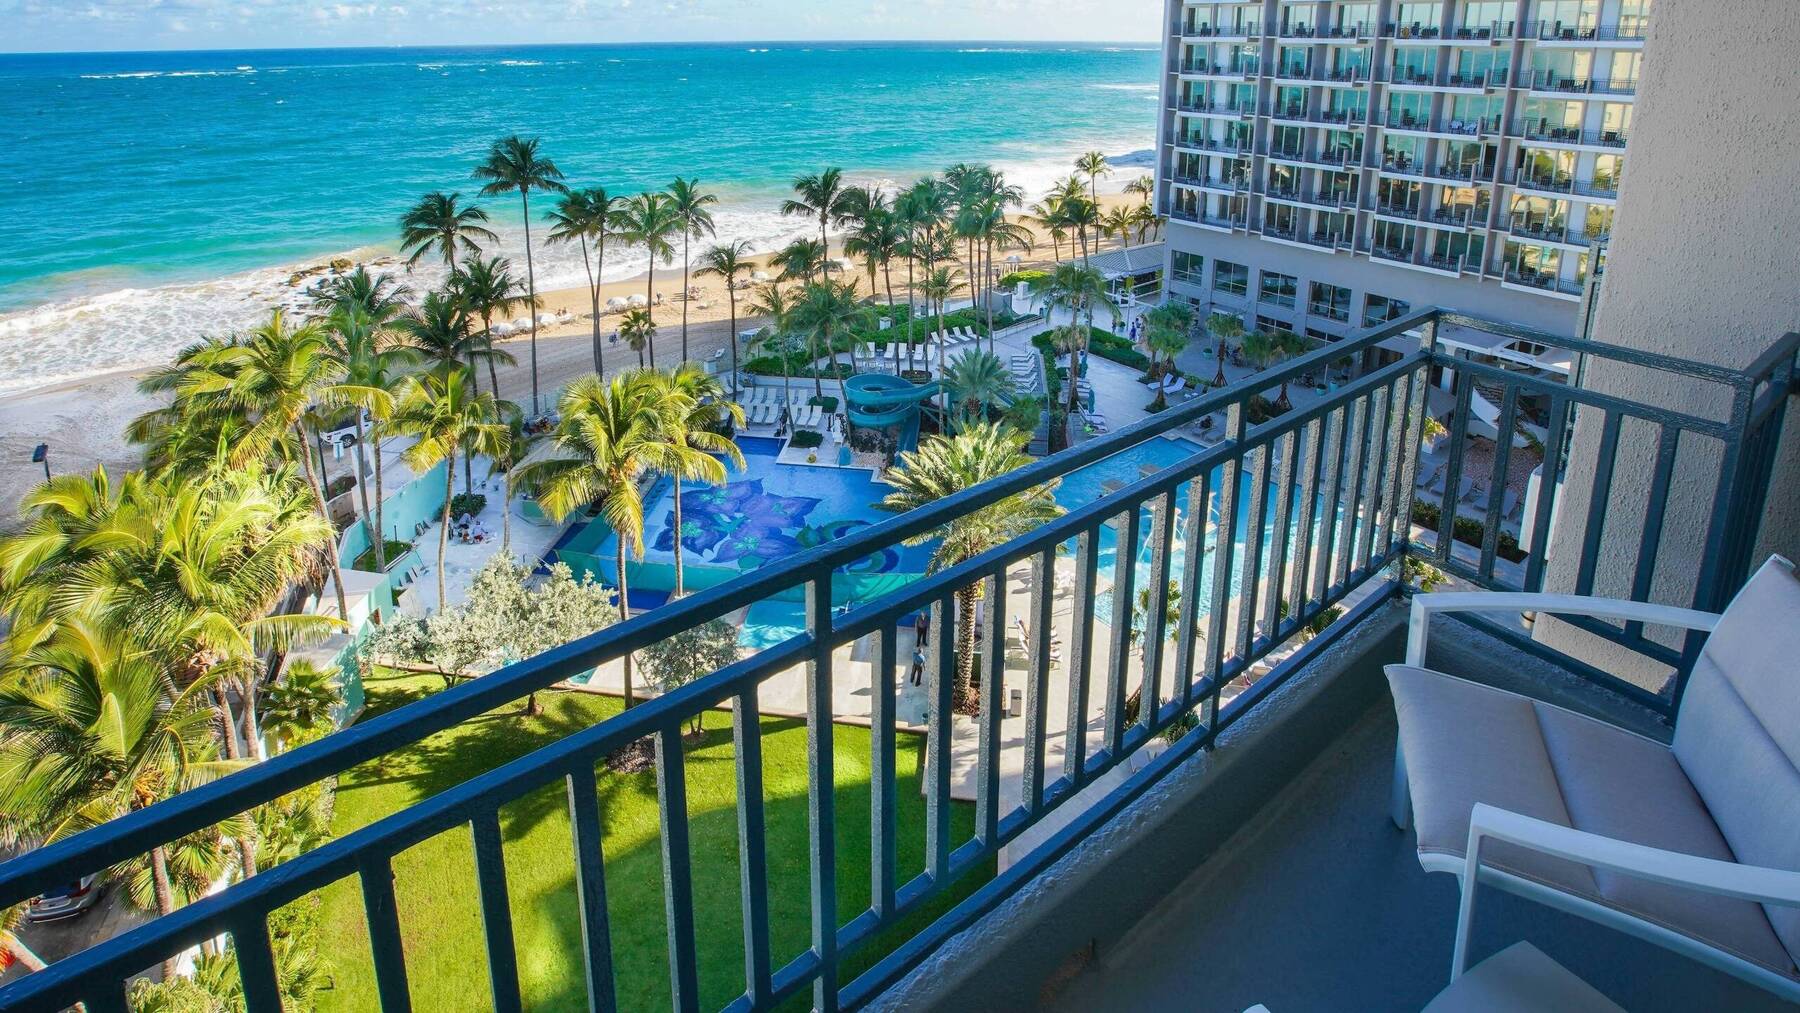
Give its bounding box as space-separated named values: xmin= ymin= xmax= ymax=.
xmin=0 ymin=194 xmax=1148 ymax=527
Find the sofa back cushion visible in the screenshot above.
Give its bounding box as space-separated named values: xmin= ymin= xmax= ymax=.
xmin=1672 ymin=556 xmax=1800 ymax=967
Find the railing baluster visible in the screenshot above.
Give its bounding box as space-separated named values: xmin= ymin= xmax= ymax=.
xmin=1358 ymin=382 xmax=1397 ymax=570
xmin=1433 ymin=371 xmax=1474 ymax=566
xmin=1388 ymin=369 xmax=1427 ymax=559
xmin=1522 ymin=391 xmax=1570 ymax=591
xmin=1064 ymin=530 xmax=1099 ymax=785
xmin=1478 ymin=382 xmax=1520 ymax=579
xmin=1341 ymin=390 xmax=1378 ymax=581
xmin=1205 ymin=404 xmax=1244 ymax=728
xmin=1623 ymin=423 xmax=1680 ymax=642
xmin=1104 ymin=507 xmax=1140 ymax=759
xmin=735 ymin=689 xmax=774 ymax=1002
xmin=1312 ymin=406 xmax=1346 ymax=603
xmin=565 ymin=763 xmax=618 ymax=1012
xmin=868 ymin=628 xmax=896 ymax=920
xmin=1288 ymin=417 xmax=1323 ymax=622
xmin=926 ymin=594 xmax=954 ymax=876
xmin=360 ymin=853 xmax=413 ymax=1013
xmin=803 ymin=574 xmax=838 ymax=1011
xmin=1174 ymin=467 xmax=1212 ymax=712
xmin=1574 ymin=410 xmax=1621 ymax=597
xmin=1240 ymin=438 xmax=1271 ymax=659
xmin=654 ymin=726 xmax=700 ymax=1013
xmin=471 ymin=808 xmax=523 ymax=1013
xmin=977 ymin=571 xmax=1005 ymax=847
xmin=232 ymin=912 xmax=283 ymax=1013
xmin=1267 ymin=431 xmax=1300 ymax=638
xmin=1023 ymin=550 xmax=1054 ymax=816
xmin=1141 ymin=491 xmax=1176 ymax=728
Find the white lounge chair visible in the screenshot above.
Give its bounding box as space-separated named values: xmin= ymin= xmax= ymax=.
xmin=1163 ymin=376 xmax=1188 ymax=394
xmin=1388 ymin=556 xmax=1800 ymax=1002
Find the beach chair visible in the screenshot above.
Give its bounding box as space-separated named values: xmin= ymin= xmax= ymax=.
xmin=809 ymin=406 xmax=825 ymax=427
xmin=1415 ymin=463 xmax=1444 ymax=491
xmin=1164 ymin=376 xmax=1187 ymax=395
xmin=1501 ymin=487 xmax=1520 ymax=517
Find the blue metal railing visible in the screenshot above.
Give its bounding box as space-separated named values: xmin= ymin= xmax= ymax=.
xmin=0 ymin=310 xmax=1790 ymax=1012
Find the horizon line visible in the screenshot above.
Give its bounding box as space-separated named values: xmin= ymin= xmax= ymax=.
xmin=1 ymin=37 xmax=1164 ymax=58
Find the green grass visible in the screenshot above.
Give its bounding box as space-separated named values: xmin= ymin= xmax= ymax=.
xmin=315 ymin=674 xmax=987 ymax=1011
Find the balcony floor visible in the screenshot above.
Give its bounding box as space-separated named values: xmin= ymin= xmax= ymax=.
xmin=1045 ymin=700 xmax=1795 ymax=1012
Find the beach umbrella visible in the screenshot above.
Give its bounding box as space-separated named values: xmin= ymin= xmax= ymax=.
xmin=536 ymin=312 xmax=557 ymax=327
xmin=491 ymin=322 xmax=515 ymax=337
xmin=627 ymin=293 xmax=647 ymax=306
xmin=511 ymin=316 xmax=533 ymax=330
xmin=751 ymin=271 xmax=770 ymax=283
xmin=605 ymin=296 xmax=628 ymax=310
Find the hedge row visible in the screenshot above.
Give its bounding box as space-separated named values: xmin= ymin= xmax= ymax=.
xmin=742 ymin=308 xmax=990 ymax=377
xmin=1410 ymin=498 xmax=1526 ymax=562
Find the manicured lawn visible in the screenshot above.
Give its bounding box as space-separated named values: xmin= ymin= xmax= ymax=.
xmin=315 ymin=674 xmax=987 ymax=1011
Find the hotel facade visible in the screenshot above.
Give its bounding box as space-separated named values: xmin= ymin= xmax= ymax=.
xmin=1154 ymin=0 xmax=1649 ymax=342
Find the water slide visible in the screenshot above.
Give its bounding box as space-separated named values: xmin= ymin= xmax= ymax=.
xmin=844 ymin=373 xmax=943 ymax=452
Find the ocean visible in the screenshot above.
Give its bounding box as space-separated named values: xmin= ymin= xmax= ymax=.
xmin=0 ymin=42 xmax=1160 ymax=394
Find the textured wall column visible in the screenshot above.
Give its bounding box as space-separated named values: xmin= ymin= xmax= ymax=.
xmin=1539 ymin=0 xmax=1800 ymax=685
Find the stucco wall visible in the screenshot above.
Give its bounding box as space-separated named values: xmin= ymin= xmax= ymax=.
xmin=1540 ymin=1 xmax=1800 ymax=681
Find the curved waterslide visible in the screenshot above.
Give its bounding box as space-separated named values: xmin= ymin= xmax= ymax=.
xmin=844 ymin=373 xmax=941 ymax=428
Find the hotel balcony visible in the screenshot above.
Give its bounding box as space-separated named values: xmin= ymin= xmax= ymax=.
xmin=1268 ymin=103 xmax=1363 ymax=128
xmin=1503 ymin=268 xmax=1588 ymax=299
xmin=1180 ymin=101 xmax=1258 ymax=121
xmin=1 ymin=315 xmax=1793 ymax=1013
xmin=1180 ymin=21 xmax=1260 ymax=42
xmin=1380 ymin=158 xmax=1489 ymax=187
xmin=1516 ymin=68 xmax=1638 ymax=99
xmin=1506 ymin=170 xmax=1621 ymax=203
xmin=1383 ymin=22 xmax=1449 ymax=45
xmin=1511 ymin=121 xmax=1630 ymax=150
xmin=1173 ymin=173 xmax=1251 ymax=197
xmin=1379 ymin=113 xmax=1499 ymax=141
xmin=1523 ymin=20 xmax=1651 ymax=46
xmin=1318 ymin=21 xmax=1374 ymax=44
xmin=1173 ymin=133 xmax=1254 ymax=157
xmin=1177 ymin=61 xmax=1252 ymax=82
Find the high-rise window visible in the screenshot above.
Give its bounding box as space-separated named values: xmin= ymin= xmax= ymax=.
xmin=1215 ymin=260 xmax=1249 ymax=296
xmin=1309 ymin=282 xmax=1352 ymax=321
xmin=1259 ymin=270 xmax=1298 ymax=307
xmin=1363 ymin=293 xmax=1411 ymax=327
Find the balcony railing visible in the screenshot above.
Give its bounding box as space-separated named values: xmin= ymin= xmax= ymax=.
xmin=1383 ymin=22 xmax=1443 ymax=40
xmin=1326 ymin=21 xmax=1371 ymax=40
xmin=1512 ymin=121 xmax=1629 ymax=147
xmin=1504 ymin=268 xmax=1586 ymax=296
xmin=1516 ymin=67 xmax=1638 ymax=96
xmin=0 ymin=312 xmax=1790 ymax=1013
xmin=1521 ymin=20 xmax=1650 ymax=42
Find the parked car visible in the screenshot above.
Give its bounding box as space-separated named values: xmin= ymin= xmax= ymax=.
xmin=26 ymin=873 xmax=101 ymax=922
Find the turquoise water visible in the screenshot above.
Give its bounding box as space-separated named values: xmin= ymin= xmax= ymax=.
xmin=0 ymin=43 xmax=1158 ymax=392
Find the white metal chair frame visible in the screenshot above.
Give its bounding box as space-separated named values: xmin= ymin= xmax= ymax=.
xmin=1396 ymin=585 xmax=1800 ymax=1002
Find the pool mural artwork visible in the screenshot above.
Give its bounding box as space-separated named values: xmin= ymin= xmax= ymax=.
xmin=547 ymin=432 xmax=1339 ymax=653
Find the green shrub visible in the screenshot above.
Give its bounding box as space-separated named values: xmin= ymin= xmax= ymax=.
xmin=450 ymin=493 xmax=487 ymax=518
xmin=807 ymin=395 xmax=839 ymax=412
xmin=325 ymin=474 xmax=356 ymax=499
xmin=789 ymin=430 xmax=824 ymax=449
xmin=998 ymin=269 xmax=1049 ymax=288
xmin=1032 ymin=327 xmax=1149 ymax=371
xmin=1410 ymin=499 xmax=1526 ymax=562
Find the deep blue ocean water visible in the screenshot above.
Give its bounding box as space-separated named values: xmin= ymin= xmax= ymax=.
xmin=0 ymin=42 xmax=1159 ymax=391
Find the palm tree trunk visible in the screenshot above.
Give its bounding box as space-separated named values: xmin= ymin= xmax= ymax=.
xmin=616 ymin=553 xmax=635 ymax=708
xmin=2 ymin=934 xmax=47 ymax=973
xmin=212 ymin=685 xmax=240 ymax=759
xmin=595 ymin=234 xmax=609 ymax=381
xmin=352 ymin=416 xmax=379 ymax=568
xmin=437 ymin=454 xmax=454 ymax=610
xmin=936 ymin=301 xmax=950 ymax=417
xmin=296 ymin=424 xmax=351 ymax=622
xmin=150 ymin=844 xmax=178 ymax=979
xmin=954 ymin=585 xmax=980 ymax=712
xmin=680 ymin=233 xmax=691 ymax=363
xmin=521 ymin=190 xmax=541 ymax=416
xmin=727 ymin=291 xmax=740 ymax=398
xmin=645 ymin=264 xmax=658 ymax=368
xmin=811 ymin=334 xmax=825 ymax=400
xmin=239 ymin=678 xmax=264 ymax=761
xmin=502 ymin=475 xmax=514 ymax=554
xmin=583 ymin=238 xmax=602 ymax=374
xmin=482 ymin=315 xmax=502 ymax=399
xmin=982 ymin=239 xmax=996 ymax=355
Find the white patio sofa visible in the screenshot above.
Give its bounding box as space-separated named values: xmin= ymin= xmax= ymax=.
xmin=1387 ymin=556 xmax=1800 ymax=1000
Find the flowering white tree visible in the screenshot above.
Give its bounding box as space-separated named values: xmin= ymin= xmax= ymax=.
xmin=636 ymin=618 xmax=741 ymax=735
xmin=359 ymin=557 xmax=620 ymax=711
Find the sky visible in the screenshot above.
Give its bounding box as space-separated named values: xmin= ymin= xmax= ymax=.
xmin=1 ymin=0 xmax=1165 ymax=53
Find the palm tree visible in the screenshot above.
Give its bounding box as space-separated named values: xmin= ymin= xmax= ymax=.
xmin=876 ymin=423 xmax=1063 ymax=711
xmin=844 ymin=210 xmax=903 ymax=314
xmin=546 ymin=187 xmax=622 ymax=375
xmin=896 ymin=177 xmax=950 ymax=349
xmin=399 ymin=290 xmax=514 ymax=495
xmin=1130 ymin=202 xmax=1160 ymax=245
xmin=385 ymin=367 xmax=510 ymax=608
xmin=0 ymin=620 xmax=242 ymax=978
xmin=472 ymin=136 xmax=567 ymax=415
xmin=1027 ymin=198 xmax=1068 ymax=263
xmin=1031 ymin=263 xmax=1117 ymax=418
xmin=492 ymin=407 xmax=536 ymax=555
xmin=260 ymin=659 xmax=341 ymax=752
xmin=1075 ymin=150 xmax=1112 ymax=205
xmin=173 ymin=310 xmax=372 ymax=622
xmin=308 ymin=265 xmax=412 ymax=321
xmin=772 ymin=236 xmax=827 ymax=285
xmin=919 ymin=265 xmax=964 ymax=415
xmin=749 ymin=284 xmax=799 ymax=405
xmin=781 ymin=167 xmax=857 ymax=264
xmin=1208 ymin=312 xmax=1245 ymax=388
xmin=322 ymin=306 xmax=418 ymax=568
xmin=1260 ymin=329 xmax=1311 ymax=410
xmin=398 ymin=191 xmax=497 ymax=275
xmin=619 ymin=306 xmax=656 ymax=368
xmin=1122 ymin=175 xmax=1155 ymax=205
xmin=1062 ymin=195 xmax=1101 ymax=265
xmin=614 ymin=191 xmax=680 ymax=366
xmin=793 ymin=279 xmax=875 ymax=407
xmin=967 ymin=181 xmax=1032 ymax=352
xmin=1 ymin=903 xmax=46 ymax=974
xmin=941 ymin=349 xmax=1016 ymax=429
xmin=697 ymin=240 xmax=754 ymax=386
xmin=0 ymin=467 xmax=150 ymax=661
xmin=451 ymin=255 xmax=531 ymax=396
xmin=515 ymin=370 xmax=674 ymax=708
xmin=1102 ymin=205 xmax=1137 ymax=251
xmin=666 ymin=178 xmax=718 ymax=363
xmin=646 ymin=365 xmax=746 ymax=597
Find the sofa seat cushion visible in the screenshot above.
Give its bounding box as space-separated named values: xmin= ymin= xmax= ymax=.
xmin=1388 ymin=665 xmax=1797 ymax=979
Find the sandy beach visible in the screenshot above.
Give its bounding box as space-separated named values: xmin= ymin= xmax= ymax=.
xmin=0 ymin=193 xmax=1146 ymax=527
